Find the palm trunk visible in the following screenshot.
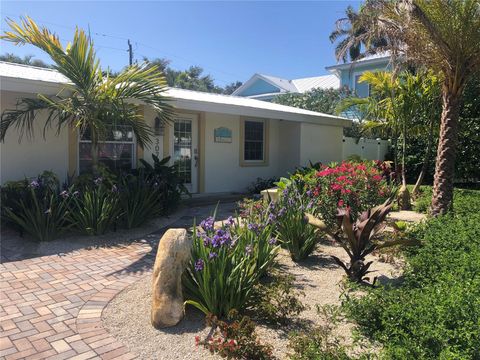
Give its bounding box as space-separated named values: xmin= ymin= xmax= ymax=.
xmin=431 ymin=89 xmax=461 ymax=216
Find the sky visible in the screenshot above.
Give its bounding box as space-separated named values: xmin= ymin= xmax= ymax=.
xmin=0 ymin=1 xmax=361 ymax=87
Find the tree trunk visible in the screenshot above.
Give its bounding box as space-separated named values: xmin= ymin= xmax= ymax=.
xmin=431 ymin=89 xmax=461 ymax=216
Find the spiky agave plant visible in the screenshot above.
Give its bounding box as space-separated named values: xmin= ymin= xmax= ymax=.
xmin=308 ymin=199 xmax=414 ymax=284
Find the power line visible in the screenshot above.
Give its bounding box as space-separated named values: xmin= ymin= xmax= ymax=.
xmin=0 ymin=13 xmax=246 ymax=83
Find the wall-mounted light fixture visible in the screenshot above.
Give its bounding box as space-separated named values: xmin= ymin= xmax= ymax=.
xmin=154 ymin=117 xmax=165 ymax=136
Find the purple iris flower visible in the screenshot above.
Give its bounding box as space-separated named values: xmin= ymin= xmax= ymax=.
xmin=111 ymin=185 xmax=118 ymax=193
xmin=268 ymin=237 xmax=277 ymax=245
xmin=245 ymin=245 xmax=253 ymax=256
xmin=94 ymin=177 xmax=103 ymax=186
xmin=200 ymin=217 xmax=215 ymax=232
xmin=267 ymin=213 xmax=276 ymax=224
xmin=306 ymin=190 xmax=312 ymax=197
xmin=208 ymin=252 xmax=218 ymax=261
xmin=278 ymin=207 xmax=286 ymax=217
xmin=226 ymin=216 xmax=235 ymax=227
xmin=73 ymin=191 xmax=80 ymax=197
xmin=60 ymin=190 xmax=69 ymax=199
xmin=29 ymin=180 xmax=40 ymax=189
xmin=194 ymin=259 xmax=204 ymax=272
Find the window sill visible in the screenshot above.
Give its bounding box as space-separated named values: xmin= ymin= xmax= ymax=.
xmin=239 ymin=160 xmax=269 ymax=167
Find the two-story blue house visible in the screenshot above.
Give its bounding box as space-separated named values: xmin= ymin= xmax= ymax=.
xmin=233 ymin=53 xmax=390 ymax=101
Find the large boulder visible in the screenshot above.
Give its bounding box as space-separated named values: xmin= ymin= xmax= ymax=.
xmin=151 ymin=228 xmax=191 ymax=329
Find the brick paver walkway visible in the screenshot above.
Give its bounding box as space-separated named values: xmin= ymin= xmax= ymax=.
xmin=0 ymin=202 xmax=236 ymax=360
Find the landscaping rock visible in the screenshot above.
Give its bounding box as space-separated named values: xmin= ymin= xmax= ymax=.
xmin=151 ymin=228 xmax=191 ymax=329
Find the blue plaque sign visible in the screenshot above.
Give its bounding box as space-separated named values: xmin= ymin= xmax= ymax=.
xmin=214 ymin=127 xmax=232 ymax=143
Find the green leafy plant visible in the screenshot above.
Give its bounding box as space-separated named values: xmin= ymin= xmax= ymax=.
xmin=183 ymin=211 xmax=279 ymax=317
xmin=310 ymin=199 xmax=414 ymax=284
xmin=246 ymin=176 xmax=279 ymax=195
xmin=344 ymin=189 xmax=480 ymax=358
xmin=196 ymin=310 xmax=275 ymax=360
xmin=288 ymin=305 xmax=354 ymax=360
xmin=1 ymin=175 xmax=72 ymax=242
xmin=138 ymin=154 xmax=189 ymax=213
xmin=274 ymin=180 xmax=319 ymax=262
xmin=68 ymin=179 xmax=121 ymax=235
xmin=250 ymin=272 xmax=306 ymax=326
xmin=118 ymin=171 xmax=163 ymax=229
xmin=310 ymin=161 xmax=393 ymax=229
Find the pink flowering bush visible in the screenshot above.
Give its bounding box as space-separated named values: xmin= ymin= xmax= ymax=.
xmin=309 ymin=161 xmax=393 ymax=228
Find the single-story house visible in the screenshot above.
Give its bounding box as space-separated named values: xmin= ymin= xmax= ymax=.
xmin=0 ymin=62 xmax=351 ymax=193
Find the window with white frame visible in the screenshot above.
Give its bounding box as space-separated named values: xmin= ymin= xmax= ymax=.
xmin=79 ymin=125 xmax=135 ymax=173
xmin=243 ymin=120 xmax=265 ymax=161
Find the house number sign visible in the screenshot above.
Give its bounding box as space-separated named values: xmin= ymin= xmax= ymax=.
xmin=154 ymin=137 xmax=161 ymax=157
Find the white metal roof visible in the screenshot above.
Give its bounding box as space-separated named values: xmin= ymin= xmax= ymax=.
xmin=291 ymin=74 xmax=340 ymax=93
xmin=0 ymin=61 xmax=70 ymax=83
xmin=325 ymin=53 xmax=391 ymax=72
xmin=0 ymin=61 xmax=351 ymax=127
xmin=232 ymin=72 xmax=340 ymax=97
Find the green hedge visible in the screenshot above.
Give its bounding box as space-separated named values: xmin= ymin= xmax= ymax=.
xmin=345 ymin=189 xmax=480 ymax=359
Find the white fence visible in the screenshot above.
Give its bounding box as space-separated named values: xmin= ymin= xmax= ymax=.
xmin=342 ymin=137 xmax=390 ymax=161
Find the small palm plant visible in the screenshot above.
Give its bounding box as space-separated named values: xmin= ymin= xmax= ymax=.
xmin=0 ymin=17 xmax=173 ymax=174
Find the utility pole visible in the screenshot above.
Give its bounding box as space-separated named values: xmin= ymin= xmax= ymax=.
xmin=127 ymin=39 xmax=133 ymax=66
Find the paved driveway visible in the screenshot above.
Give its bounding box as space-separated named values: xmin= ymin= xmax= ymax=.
xmin=0 ymin=202 xmax=236 ymax=360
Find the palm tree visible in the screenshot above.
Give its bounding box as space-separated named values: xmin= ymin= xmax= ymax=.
xmin=338 ymin=70 xmax=441 ymax=209
xmin=354 ymin=0 xmax=480 ymax=215
xmin=0 ymin=17 xmax=173 ymax=174
xmin=330 ymin=2 xmax=388 ymax=63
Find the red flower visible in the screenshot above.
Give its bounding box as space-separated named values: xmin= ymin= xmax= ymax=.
xmin=338 ymin=200 xmax=344 ymax=207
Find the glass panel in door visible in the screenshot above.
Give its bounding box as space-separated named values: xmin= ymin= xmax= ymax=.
xmin=173 ymin=119 xmax=193 ymax=186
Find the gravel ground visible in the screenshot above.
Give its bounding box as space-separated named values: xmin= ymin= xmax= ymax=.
xmin=103 ymin=239 xmax=403 ymax=359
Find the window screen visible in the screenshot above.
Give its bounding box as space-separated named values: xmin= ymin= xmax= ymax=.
xmin=244 ymin=120 xmax=264 ymax=161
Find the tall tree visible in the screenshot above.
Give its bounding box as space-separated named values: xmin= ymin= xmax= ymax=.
xmin=342 ymin=0 xmax=480 ymax=215
xmin=330 ymin=2 xmax=388 ymax=63
xmin=338 ymin=70 xmax=441 ymax=208
xmin=0 ymin=17 xmax=173 ymax=174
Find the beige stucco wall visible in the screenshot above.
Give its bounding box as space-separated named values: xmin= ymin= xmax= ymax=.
xmin=0 ymin=95 xmax=346 ymax=191
xmin=203 ymin=112 xmax=285 ymax=193
xmin=0 ymin=91 xmax=69 ymax=184
xmin=278 ymin=120 xmax=301 ymax=175
xmin=300 ymin=123 xmax=343 ymax=166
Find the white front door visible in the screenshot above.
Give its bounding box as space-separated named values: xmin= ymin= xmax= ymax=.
xmin=171 ymin=113 xmax=198 ymax=193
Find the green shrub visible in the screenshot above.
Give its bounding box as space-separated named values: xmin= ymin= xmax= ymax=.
xmin=1 ymin=173 xmax=72 ymax=241
xmin=138 ymin=154 xmax=189 ymax=213
xmin=288 ymin=305 xmax=355 ymax=360
xmin=344 ymin=190 xmax=480 ymax=359
xmin=68 ymin=178 xmax=121 ymax=235
xmin=246 ymin=176 xmax=279 ymax=195
xmin=118 ymin=172 xmax=163 ymax=229
xmin=274 ymin=179 xmax=319 ymax=261
xmin=197 ymin=310 xmax=274 ymax=360
xmin=250 ymin=272 xmax=307 ymax=326
xmin=310 ymin=161 xmax=393 ymax=228
xmin=183 ymin=213 xmax=279 ymax=317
